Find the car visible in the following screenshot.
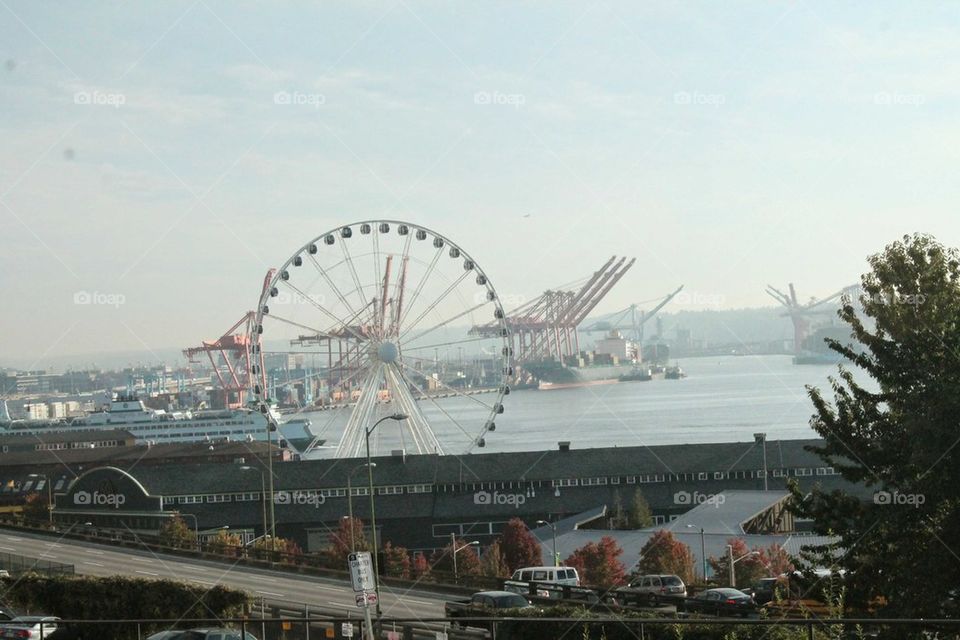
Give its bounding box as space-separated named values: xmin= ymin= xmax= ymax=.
xmin=510 ymin=566 xmax=580 ymax=586
xmin=0 ymin=570 xmax=10 ymax=578
xmin=145 ymin=630 xmax=258 ymax=640
xmin=0 ymin=617 xmax=60 ymax=640
xmin=0 ymin=608 xmax=17 ymax=623
xmin=677 ymin=588 xmax=756 ymax=617
xmin=615 ymin=574 xmax=687 ymax=605
xmin=744 ymin=577 xmax=786 ymax=605
xmin=445 ymin=591 xmax=533 ymax=630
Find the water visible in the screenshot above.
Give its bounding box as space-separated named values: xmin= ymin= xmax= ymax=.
xmin=299 ymin=354 xmax=871 ymax=458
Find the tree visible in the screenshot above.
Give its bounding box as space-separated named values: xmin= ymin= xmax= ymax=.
xmin=501 ymin=518 xmax=542 ymax=572
xmin=383 ymin=542 xmax=411 ymax=579
xmin=564 ymin=536 xmax=626 ymax=589
xmin=412 ymin=552 xmax=431 ymax=580
xmin=636 ymin=530 xmax=695 ymax=584
xmin=479 ymin=539 xmax=511 ymax=578
xmin=629 ymin=488 xmax=654 ymax=529
xmin=21 ymin=492 xmax=49 ymax=524
xmin=323 ymin=517 xmax=369 ymax=566
xmin=253 ymin=535 xmax=302 ymax=561
xmin=207 ymin=529 xmax=242 ymax=556
xmin=430 ymin=538 xmax=481 ymax=579
xmin=790 ymin=234 xmax=960 ymax=617
xmin=158 ymin=515 xmax=195 ymax=549
xmin=708 ymin=538 xmax=767 ymax=588
xmin=761 ymin=543 xmax=794 ymax=577
xmin=609 ymin=490 xmax=628 ymax=529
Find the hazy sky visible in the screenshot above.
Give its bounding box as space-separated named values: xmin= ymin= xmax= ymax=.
xmin=2 ymin=2 xmax=959 ymax=367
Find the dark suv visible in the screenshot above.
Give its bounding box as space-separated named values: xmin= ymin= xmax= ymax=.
xmin=615 ymin=574 xmax=687 ymax=605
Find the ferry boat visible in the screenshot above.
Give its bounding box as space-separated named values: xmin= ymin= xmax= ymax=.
xmin=0 ymin=396 xmax=313 ymax=448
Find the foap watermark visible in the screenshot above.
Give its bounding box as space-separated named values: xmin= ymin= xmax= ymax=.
xmin=863 ymin=291 xmax=926 ymax=306
xmin=73 ymin=291 xmax=126 ymax=308
xmin=474 ymin=91 xmax=525 ymax=109
xmin=674 ymin=91 xmax=725 ymax=107
xmin=874 ymin=91 xmax=925 ymax=107
xmin=272 ymin=291 xmax=327 ymax=307
xmin=273 ymin=90 xmax=325 ymax=108
xmin=874 ymin=490 xmax=925 ymax=507
xmin=274 ymin=490 xmax=326 ymax=508
xmin=674 ymin=490 xmax=725 ymax=507
xmin=74 ymin=490 xmax=126 ymax=507
xmin=473 ymin=490 xmax=527 ymax=509
xmin=74 ymin=90 xmax=126 ymax=108
xmin=675 ymin=290 xmax=726 ymax=307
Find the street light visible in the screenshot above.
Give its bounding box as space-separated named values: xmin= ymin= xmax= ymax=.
xmin=727 ymin=545 xmax=759 ymax=588
xmin=450 ymin=533 xmax=480 ymax=584
xmin=240 ymin=466 xmax=268 ymax=542
xmin=27 ymin=473 xmax=52 ymax=526
xmin=347 ymin=463 xmax=376 ymax=551
xmin=754 ymin=432 xmax=768 ymax=491
xmin=536 ymin=520 xmax=558 ymax=567
xmin=366 ymin=412 xmax=408 ymax=622
xmin=180 ymin=512 xmax=201 ymax=551
xmin=685 ymin=524 xmax=707 ymax=581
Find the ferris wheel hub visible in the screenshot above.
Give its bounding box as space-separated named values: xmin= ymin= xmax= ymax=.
xmin=377 ymin=341 xmax=399 ymax=364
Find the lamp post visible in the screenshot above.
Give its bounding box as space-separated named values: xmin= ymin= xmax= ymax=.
xmin=348 ymin=463 xmax=375 ymax=551
xmin=450 ymin=533 xmax=480 ymax=584
xmin=240 ymin=466 xmax=267 ymax=542
xmin=366 ymin=412 xmax=407 ymax=622
xmin=727 ymin=545 xmax=759 ymax=588
xmin=27 ymin=473 xmax=52 ymax=526
xmin=536 ymin=520 xmax=558 ymax=567
xmin=180 ymin=512 xmax=201 ymax=551
xmin=686 ymin=524 xmax=707 ymax=581
xmin=754 ymin=432 xmax=768 ymax=491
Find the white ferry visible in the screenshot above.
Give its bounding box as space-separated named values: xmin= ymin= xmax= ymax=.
xmin=0 ymin=396 xmax=313 ymax=447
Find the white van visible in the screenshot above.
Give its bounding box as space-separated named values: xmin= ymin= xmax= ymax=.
xmin=510 ymin=566 xmax=580 ymax=586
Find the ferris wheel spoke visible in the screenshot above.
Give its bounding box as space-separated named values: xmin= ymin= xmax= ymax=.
xmin=395 ymin=364 xmax=480 ymax=446
xmin=402 ymin=334 xmax=504 ymax=353
xmin=372 ymin=226 xmax=383 ymax=338
xmin=264 ymin=313 xmax=338 ymax=339
xmin=308 ymin=253 xmax=358 ymax=318
xmin=395 ymin=359 xmax=497 ymax=411
xmin=399 ymin=300 xmax=486 ymax=346
xmin=278 ymin=280 xmax=369 ymax=344
xmin=399 ymin=270 xmax=472 ymax=337
xmin=339 ymin=233 xmax=370 ymax=313
xmin=397 ymin=246 xmax=444 ymax=329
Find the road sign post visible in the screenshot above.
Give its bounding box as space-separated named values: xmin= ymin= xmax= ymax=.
xmin=348 ymin=553 xmax=376 ymax=640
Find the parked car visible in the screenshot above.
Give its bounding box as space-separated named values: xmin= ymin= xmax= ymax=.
xmin=615 ymin=574 xmax=687 ymax=605
xmin=0 ymin=608 xmax=17 ymax=623
xmin=743 ymin=577 xmax=786 ymax=605
xmin=445 ymin=591 xmax=532 ymax=629
xmin=145 ymin=630 xmax=257 ymax=640
xmin=0 ymin=617 xmax=60 ymax=640
xmin=0 ymin=570 xmax=10 ymax=578
xmin=510 ymin=566 xmax=580 ymax=586
xmin=677 ymin=588 xmax=756 ymax=617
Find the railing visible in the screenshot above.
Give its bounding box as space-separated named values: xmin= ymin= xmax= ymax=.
xmin=0 ymin=550 xmax=74 ymax=576
xmin=15 ymin=616 xmax=960 ymax=640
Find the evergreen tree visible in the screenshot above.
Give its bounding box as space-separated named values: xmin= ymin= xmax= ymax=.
xmin=628 ymin=488 xmax=654 ymax=529
xmin=790 ymin=234 xmax=960 ymax=617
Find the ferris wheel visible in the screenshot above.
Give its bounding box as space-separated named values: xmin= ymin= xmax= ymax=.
xmin=250 ymin=220 xmax=513 ymax=457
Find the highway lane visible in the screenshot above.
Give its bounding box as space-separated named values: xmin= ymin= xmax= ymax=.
xmin=1 ymin=530 xmax=447 ymax=620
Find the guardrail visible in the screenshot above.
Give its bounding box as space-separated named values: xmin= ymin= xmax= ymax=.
xmin=0 ymin=550 xmax=74 ymax=576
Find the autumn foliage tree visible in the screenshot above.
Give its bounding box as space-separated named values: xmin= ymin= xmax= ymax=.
xmin=708 ymin=538 xmax=768 ymax=588
xmin=480 ymin=539 xmax=511 ymax=578
xmin=382 ymin=542 xmax=411 ymax=579
xmin=636 ymin=530 xmax=696 ymax=584
xmin=253 ymin=535 xmax=303 ymax=561
xmin=21 ymin=492 xmax=49 ymax=524
xmin=412 ymin=552 xmax=431 ymax=580
xmin=207 ymin=529 xmax=242 ymax=556
xmin=158 ymin=515 xmax=196 ymax=549
xmin=564 ymin=536 xmax=626 ymax=588
xmin=501 ymin=518 xmax=542 ymax=572
xmin=430 ymin=538 xmax=481 ymax=580
xmin=323 ymin=516 xmax=369 ymax=565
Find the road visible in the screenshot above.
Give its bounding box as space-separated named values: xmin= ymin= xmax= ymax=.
xmin=0 ymin=530 xmax=448 ymax=620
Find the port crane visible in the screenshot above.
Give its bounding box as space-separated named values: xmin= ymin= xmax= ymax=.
xmin=183 ymin=269 xmax=275 ymax=408
xmin=473 ymin=256 xmax=636 ymax=364
xmin=765 ymin=283 xmax=858 ymax=354
xmin=582 ymin=285 xmax=685 ymax=344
